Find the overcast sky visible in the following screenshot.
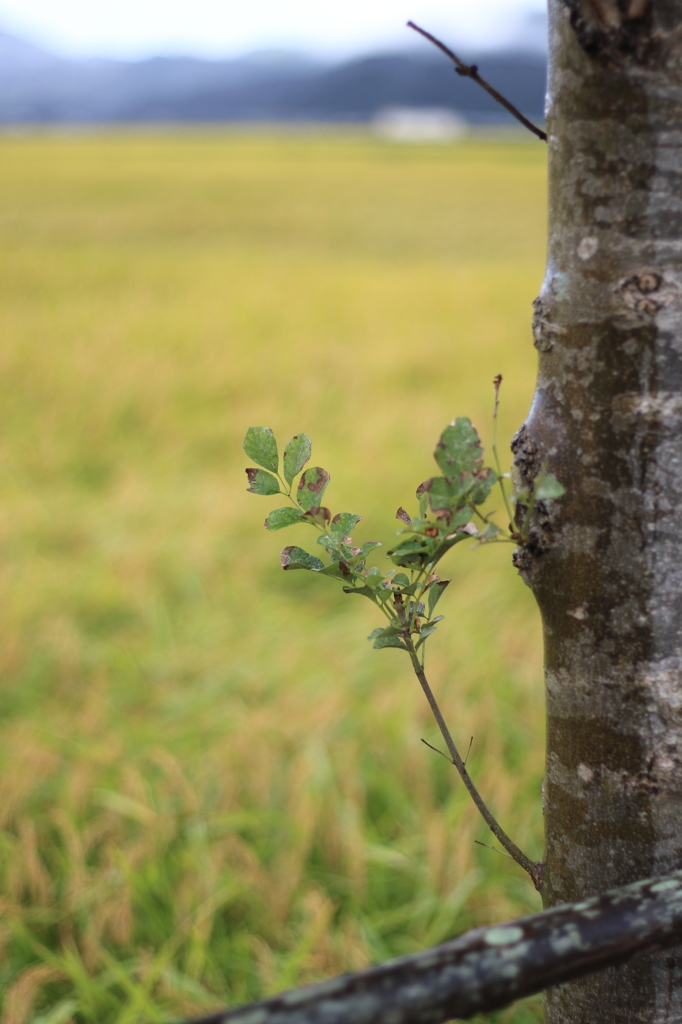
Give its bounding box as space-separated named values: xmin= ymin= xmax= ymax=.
xmin=0 ymin=0 xmax=547 ymax=60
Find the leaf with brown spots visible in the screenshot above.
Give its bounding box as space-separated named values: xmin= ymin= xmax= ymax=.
xmin=330 ymin=512 xmax=362 ymax=543
xmin=297 ymin=467 xmax=330 ymax=511
xmin=302 ymin=505 xmax=331 ymax=527
xmin=264 ymin=507 xmax=306 ymax=530
xmin=434 ymin=418 xmax=484 ymax=478
xmin=280 ymin=546 xmax=324 ymax=571
xmin=246 ymin=468 xmax=281 ymax=495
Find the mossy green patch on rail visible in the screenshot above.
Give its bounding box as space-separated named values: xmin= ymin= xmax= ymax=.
xmin=0 ymin=131 xmax=545 ymax=1024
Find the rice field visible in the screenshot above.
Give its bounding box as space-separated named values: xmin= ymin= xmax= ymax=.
xmin=0 ymin=129 xmax=547 ymax=1024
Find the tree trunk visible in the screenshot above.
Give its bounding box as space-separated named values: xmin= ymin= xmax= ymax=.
xmin=514 ymin=1 xmax=682 ymax=1020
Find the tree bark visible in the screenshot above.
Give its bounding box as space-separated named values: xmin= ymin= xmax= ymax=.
xmin=185 ymin=871 xmax=682 ymax=1024
xmin=514 ymin=1 xmax=682 ymax=1020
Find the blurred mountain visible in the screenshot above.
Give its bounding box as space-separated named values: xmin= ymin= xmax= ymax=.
xmin=0 ymin=29 xmax=546 ymax=124
xmin=0 ymin=29 xmax=61 ymax=76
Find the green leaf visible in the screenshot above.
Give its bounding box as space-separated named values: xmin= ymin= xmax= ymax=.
xmin=373 ymin=635 xmax=409 ymax=651
xmin=415 ymin=624 xmax=438 ymax=649
xmin=427 ymin=579 xmax=450 ymax=616
xmin=418 ymin=476 xmax=474 ymax=516
xmin=283 ymin=434 xmax=312 ymax=485
xmin=479 ymin=522 xmax=502 ymax=541
xmin=425 ymin=476 xmax=462 ymax=513
xmin=428 ymin=532 xmax=470 ymax=565
xmin=363 ymin=567 xmax=385 ymax=590
xmin=422 ymin=615 xmax=444 ymax=628
xmin=434 ymin=418 xmax=484 ymax=477
xmin=297 ymin=467 xmax=330 ymax=511
xmin=342 ymin=585 xmax=375 ymax=599
xmin=358 ymin=541 xmax=381 ymax=557
xmin=417 ymin=488 xmax=429 ymax=517
xmin=534 ymin=474 xmax=565 ymax=500
xmin=387 ymin=538 xmax=429 ymax=568
xmin=470 ymin=467 xmax=496 ymax=505
xmin=392 ymin=573 xmax=410 ymax=587
xmin=264 ymin=507 xmax=306 ymax=531
xmin=318 ymin=562 xmax=351 ymax=580
xmin=301 ymin=506 xmax=331 ymax=527
xmin=243 ymin=427 xmax=279 ymax=474
xmin=449 ymin=506 xmax=476 ymax=530
xmin=246 ymin=468 xmax=281 ymax=495
xmin=280 ymin=546 xmax=325 ymax=572
xmin=368 ymin=624 xmax=401 ymax=641
xmin=329 ymin=512 xmax=362 ymax=543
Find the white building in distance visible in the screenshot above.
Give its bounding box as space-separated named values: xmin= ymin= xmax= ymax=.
xmin=371 ymin=106 xmax=468 ymax=143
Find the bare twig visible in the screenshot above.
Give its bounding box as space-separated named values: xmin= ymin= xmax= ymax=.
xmin=406 ymin=21 xmax=547 ymax=142
xmin=475 ymin=838 xmax=512 ymax=859
xmin=421 ymin=737 xmax=451 ymax=761
xmin=406 ymin=638 xmax=543 ymax=889
xmin=184 ymin=870 xmax=682 ymax=1024
xmin=491 ymin=374 xmax=515 ymax=528
xmin=464 ymin=735 xmax=473 ymax=766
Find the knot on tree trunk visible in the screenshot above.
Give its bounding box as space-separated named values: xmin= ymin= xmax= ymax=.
xmin=562 ymin=0 xmax=658 ymax=66
xmin=510 ymin=425 xmax=559 ymax=587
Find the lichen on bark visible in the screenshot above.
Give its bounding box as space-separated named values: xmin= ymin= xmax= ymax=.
xmin=516 ymin=1 xmax=682 ymax=1020
xmin=185 ymin=870 xmax=682 ymax=1024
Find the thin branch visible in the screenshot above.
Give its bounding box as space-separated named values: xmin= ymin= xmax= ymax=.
xmin=421 ymin=737 xmax=451 ymax=761
xmin=184 ymin=869 xmax=682 ymax=1024
xmin=390 ymin=589 xmax=540 ymax=888
xmin=424 ymin=736 xmax=477 ymax=777
xmin=491 ymin=374 xmax=515 ymax=528
xmin=407 ymin=638 xmax=543 ymax=889
xmin=475 ymin=838 xmax=512 ymax=860
xmin=406 ymin=21 xmax=548 ymax=142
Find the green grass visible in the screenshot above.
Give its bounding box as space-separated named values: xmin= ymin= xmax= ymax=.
xmin=0 ymin=130 xmax=547 ymax=1024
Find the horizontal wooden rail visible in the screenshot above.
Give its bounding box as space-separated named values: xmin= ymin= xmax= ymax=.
xmin=184 ymin=870 xmax=682 ymax=1024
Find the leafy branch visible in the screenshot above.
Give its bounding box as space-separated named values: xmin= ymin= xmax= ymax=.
xmin=243 ymin=380 xmax=562 ymax=889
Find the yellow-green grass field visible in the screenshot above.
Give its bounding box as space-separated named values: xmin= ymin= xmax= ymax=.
xmin=0 ymin=130 xmax=547 ymax=1024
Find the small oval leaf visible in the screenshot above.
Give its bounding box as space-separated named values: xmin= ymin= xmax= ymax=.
xmin=534 ymin=474 xmax=565 ymax=500
xmin=342 ymin=585 xmax=375 ymax=599
xmin=374 ymin=635 xmax=409 ymax=651
xmin=264 ymin=507 xmax=306 ymax=531
xmin=330 ymin=512 xmax=362 ymax=542
xmin=283 ymin=434 xmax=312 ymax=486
xmin=243 ymin=426 xmax=279 ymax=474
xmin=434 ymin=418 xmax=484 ymax=477
xmin=297 ymin=467 xmax=330 ymax=511
xmin=427 ymin=579 xmax=450 ymax=616
xmin=280 ymin=546 xmax=325 ymax=571
xmin=246 ymin=468 xmax=281 ymax=495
